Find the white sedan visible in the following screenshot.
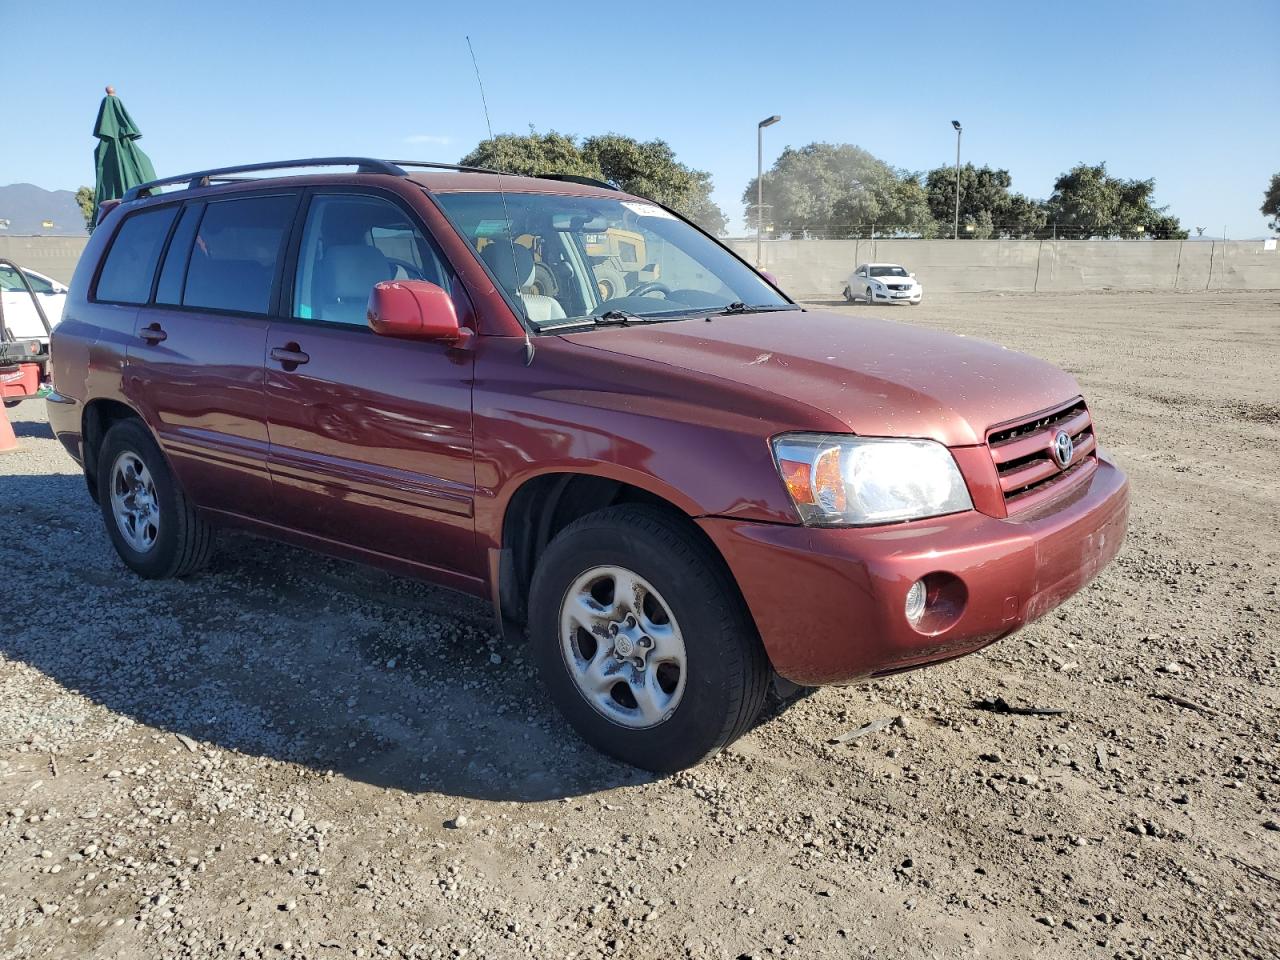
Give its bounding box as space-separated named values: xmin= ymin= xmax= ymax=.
xmin=1 ymin=264 xmax=67 ymax=343
xmin=843 ymin=263 xmax=923 ymax=305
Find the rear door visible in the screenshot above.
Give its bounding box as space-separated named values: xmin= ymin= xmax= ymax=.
xmin=263 ymin=188 xmax=481 ymax=588
xmin=123 ymin=191 xmax=299 ymax=518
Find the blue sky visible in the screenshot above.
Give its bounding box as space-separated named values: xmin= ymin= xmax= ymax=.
xmin=3 ymin=0 xmax=1277 ymax=236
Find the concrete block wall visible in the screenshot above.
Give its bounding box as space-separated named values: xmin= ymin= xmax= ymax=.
xmin=728 ymin=238 xmax=1280 ymax=298
xmin=2 ymin=234 xmax=1277 ymax=298
xmin=0 ymin=236 xmax=90 ymax=285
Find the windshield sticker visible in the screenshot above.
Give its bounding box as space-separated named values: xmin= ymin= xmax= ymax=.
xmin=620 ymin=201 xmax=677 ymax=220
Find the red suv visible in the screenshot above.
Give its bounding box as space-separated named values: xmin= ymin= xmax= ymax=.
xmin=48 ymin=158 xmax=1129 ymax=771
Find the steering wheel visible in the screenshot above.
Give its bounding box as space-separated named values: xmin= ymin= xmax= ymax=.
xmin=629 ymin=281 xmax=672 ymax=298
xmin=386 ymin=257 xmax=427 ymax=281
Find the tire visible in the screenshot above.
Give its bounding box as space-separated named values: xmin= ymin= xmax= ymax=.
xmin=96 ymin=418 xmax=213 ymax=579
xmin=865 ymin=285 xmax=875 ymax=303
xmin=842 ymin=286 xmax=853 ymax=302
xmin=527 ymin=504 xmax=770 ymax=772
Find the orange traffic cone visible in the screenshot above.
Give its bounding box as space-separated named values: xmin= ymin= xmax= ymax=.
xmin=0 ymin=403 xmax=18 ymax=453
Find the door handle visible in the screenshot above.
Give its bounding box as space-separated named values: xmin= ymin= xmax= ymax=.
xmin=139 ymin=323 xmax=167 ymax=344
xmin=270 ymin=344 xmax=310 ymax=366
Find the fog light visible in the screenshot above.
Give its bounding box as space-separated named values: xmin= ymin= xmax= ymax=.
xmin=905 ymin=578 xmax=927 ymax=625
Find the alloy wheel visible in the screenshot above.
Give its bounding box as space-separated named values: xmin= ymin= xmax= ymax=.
xmin=109 ymin=451 xmax=160 ymax=553
xmin=559 ymin=565 xmax=687 ymax=729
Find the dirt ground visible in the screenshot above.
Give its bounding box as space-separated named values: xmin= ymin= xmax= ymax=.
xmin=1 ymin=290 xmax=1276 ymax=960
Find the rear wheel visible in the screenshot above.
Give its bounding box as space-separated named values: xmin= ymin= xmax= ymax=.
xmin=97 ymin=418 xmax=213 ymax=579
xmin=842 ymin=285 xmax=853 ymax=302
xmin=528 ymin=505 xmax=770 ymax=771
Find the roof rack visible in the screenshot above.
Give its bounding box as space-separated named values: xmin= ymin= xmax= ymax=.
xmin=122 ymin=157 xmax=408 ymax=202
xmin=121 ymin=157 xmax=623 ymax=203
xmin=393 ymin=162 xmax=617 ymax=190
xmin=535 ymin=174 xmax=618 ymax=191
xmin=389 ymin=159 xmax=505 ymax=176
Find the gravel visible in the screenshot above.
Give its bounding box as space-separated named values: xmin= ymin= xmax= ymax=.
xmin=0 ymin=290 xmax=1277 ymax=959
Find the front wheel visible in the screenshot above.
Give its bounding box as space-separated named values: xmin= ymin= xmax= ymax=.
xmin=865 ymin=286 xmax=876 ymax=303
xmin=96 ymin=418 xmax=213 ymax=579
xmin=528 ymin=505 xmax=770 ymax=771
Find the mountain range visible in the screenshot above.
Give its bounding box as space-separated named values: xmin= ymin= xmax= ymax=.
xmin=0 ymin=183 xmax=89 ymax=236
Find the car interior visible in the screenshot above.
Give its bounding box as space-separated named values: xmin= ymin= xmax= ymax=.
xmin=295 ymin=196 xmax=450 ymax=325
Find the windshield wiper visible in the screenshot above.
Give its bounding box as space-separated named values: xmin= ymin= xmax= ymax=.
xmin=539 ymin=309 xmax=682 ymax=334
xmin=686 ymin=302 xmax=796 ymax=318
xmin=591 ymin=309 xmax=651 ymax=326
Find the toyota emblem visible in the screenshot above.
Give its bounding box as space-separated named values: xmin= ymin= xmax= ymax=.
xmin=1052 ymin=429 xmax=1074 ymax=469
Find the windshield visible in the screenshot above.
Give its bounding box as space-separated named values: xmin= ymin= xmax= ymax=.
xmin=869 ymin=265 xmax=909 ymax=278
xmin=435 ymin=192 xmax=789 ymax=329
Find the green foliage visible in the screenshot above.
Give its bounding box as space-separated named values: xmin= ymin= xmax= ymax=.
xmin=75 ymin=185 xmax=96 ymax=234
xmin=1263 ymin=173 xmax=1280 ymax=232
xmin=1045 ymin=162 xmax=1187 ymax=239
xmin=742 ymin=143 xmax=933 ymax=238
xmin=923 ymin=164 xmax=1046 ymax=238
xmin=459 ymin=132 xmax=728 ymax=235
xmin=460 ymin=131 xmax=597 ymax=179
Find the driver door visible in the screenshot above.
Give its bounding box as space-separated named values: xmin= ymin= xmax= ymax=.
xmin=264 ymin=189 xmax=481 ymax=589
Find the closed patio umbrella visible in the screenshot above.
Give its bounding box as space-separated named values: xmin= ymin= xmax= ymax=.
xmin=93 ymin=85 xmax=157 ymax=216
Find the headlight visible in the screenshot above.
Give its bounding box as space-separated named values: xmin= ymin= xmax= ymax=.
xmin=771 ymin=434 xmax=973 ymax=526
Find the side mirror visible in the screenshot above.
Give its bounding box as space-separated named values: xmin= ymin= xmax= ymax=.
xmin=760 ymin=270 xmax=780 ymax=287
xmin=367 ymin=280 xmax=470 ymax=343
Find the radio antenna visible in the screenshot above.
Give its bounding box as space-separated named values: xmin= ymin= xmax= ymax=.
xmin=466 ymin=35 xmax=534 ymax=365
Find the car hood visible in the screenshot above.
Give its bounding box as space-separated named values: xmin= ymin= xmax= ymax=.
xmin=869 ymin=275 xmax=914 ymax=284
xmin=560 ymin=309 xmax=1081 ymax=447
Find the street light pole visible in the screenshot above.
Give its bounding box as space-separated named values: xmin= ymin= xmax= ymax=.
xmin=951 ymin=120 xmax=962 ymax=240
xmin=757 ymin=115 xmax=781 ymax=267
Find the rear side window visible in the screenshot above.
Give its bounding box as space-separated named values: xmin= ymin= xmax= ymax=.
xmin=95 ymin=206 xmax=179 ymax=304
xmin=182 ymin=194 xmax=296 ymax=315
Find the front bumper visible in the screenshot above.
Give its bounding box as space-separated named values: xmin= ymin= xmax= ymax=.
xmin=870 ymin=287 xmax=922 ymax=303
xmin=698 ymin=456 xmax=1128 ymax=685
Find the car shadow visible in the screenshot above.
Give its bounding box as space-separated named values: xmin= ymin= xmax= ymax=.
xmin=4 ymin=405 xmax=56 ymax=439
xmin=0 ymin=467 xmax=651 ymax=802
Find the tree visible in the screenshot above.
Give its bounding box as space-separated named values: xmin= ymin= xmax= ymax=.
xmin=459 ymin=132 xmax=728 ymax=234
xmin=923 ymin=164 xmax=1046 ymax=238
xmin=1263 ymin=173 xmax=1280 ymax=232
xmin=1044 ymin=162 xmax=1187 ymax=239
xmin=459 ymin=131 xmax=598 ymax=179
xmin=75 ymin=185 xmax=96 ymax=234
xmin=742 ymin=143 xmax=935 ymax=238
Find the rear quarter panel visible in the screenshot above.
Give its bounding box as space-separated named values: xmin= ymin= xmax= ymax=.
xmin=48 ymin=218 xmax=139 ymax=458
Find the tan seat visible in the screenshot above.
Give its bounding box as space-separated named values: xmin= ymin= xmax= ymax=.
xmin=480 ymin=241 xmax=566 ymax=322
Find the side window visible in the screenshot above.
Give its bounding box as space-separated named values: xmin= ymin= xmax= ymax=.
xmin=293 ymin=194 xmax=447 ymax=326
xmin=94 ymin=206 xmax=179 ymax=304
xmin=182 ymin=194 xmax=296 ymax=315
xmin=155 ymin=205 xmax=204 ymax=306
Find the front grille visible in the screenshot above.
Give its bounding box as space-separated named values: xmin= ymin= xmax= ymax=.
xmin=887 ymin=283 xmax=911 ymax=290
xmin=987 ymin=398 xmax=1097 ymax=514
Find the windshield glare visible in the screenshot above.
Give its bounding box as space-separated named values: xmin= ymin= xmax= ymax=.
xmin=869 ymin=265 xmax=909 ymax=277
xmin=435 ymin=192 xmax=789 ymax=328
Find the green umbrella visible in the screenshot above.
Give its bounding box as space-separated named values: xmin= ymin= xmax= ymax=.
xmin=93 ymin=86 xmax=157 ymax=215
